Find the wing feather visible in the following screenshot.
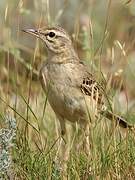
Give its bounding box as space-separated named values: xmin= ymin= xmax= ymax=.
xmin=80 ymin=76 xmax=104 ymax=107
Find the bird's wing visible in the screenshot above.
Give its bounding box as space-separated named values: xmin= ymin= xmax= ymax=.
xmin=80 ymin=75 xmax=105 ymax=108
xmin=81 ymin=73 xmax=133 ymax=129
xmin=79 ymin=67 xmax=133 ymax=129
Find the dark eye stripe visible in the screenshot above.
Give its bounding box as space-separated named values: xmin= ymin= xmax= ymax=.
xmin=45 ymin=37 xmax=53 ymax=43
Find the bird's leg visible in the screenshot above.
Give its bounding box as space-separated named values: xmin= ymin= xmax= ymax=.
xmin=56 ymin=116 xmax=71 ymax=179
xmin=59 ymin=117 xmax=66 ymax=137
xmin=82 ymin=121 xmax=91 ymax=156
xmin=55 ymin=116 xmax=66 ymax=159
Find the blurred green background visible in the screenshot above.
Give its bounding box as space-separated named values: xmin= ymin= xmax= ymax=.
xmin=0 ymin=0 xmax=135 ymax=179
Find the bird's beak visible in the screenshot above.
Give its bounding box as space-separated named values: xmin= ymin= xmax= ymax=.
xmin=22 ymin=29 xmax=39 ymax=38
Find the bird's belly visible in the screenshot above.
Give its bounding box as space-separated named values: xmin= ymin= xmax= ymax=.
xmin=48 ymin=93 xmax=85 ymax=122
xmin=47 ymin=85 xmax=97 ymax=123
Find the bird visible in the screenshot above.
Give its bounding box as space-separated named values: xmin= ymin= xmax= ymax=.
xmin=22 ymin=26 xmax=133 ymax=142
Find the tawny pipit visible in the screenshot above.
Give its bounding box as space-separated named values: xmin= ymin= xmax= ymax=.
xmin=23 ymin=26 xmax=133 ymax=139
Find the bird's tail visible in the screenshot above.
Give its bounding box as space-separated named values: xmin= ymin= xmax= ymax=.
xmin=100 ymin=110 xmax=133 ymax=129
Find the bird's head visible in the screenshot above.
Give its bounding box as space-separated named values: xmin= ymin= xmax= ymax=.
xmin=22 ymin=26 xmax=72 ymax=54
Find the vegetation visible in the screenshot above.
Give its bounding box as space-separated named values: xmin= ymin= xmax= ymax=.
xmin=0 ymin=0 xmax=135 ymax=179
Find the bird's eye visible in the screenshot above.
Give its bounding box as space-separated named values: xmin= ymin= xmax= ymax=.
xmin=48 ymin=31 xmax=55 ymax=38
